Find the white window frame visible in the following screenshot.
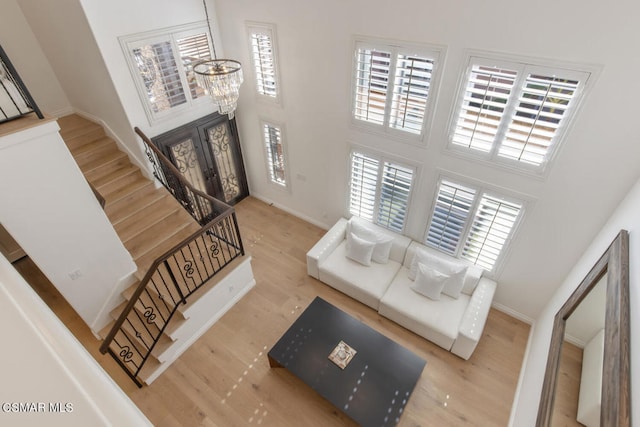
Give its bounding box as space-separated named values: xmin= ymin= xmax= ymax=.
xmin=424 ymin=173 xmax=527 ymax=274
xmin=120 ymin=22 xmax=215 ymax=125
xmin=246 ymin=22 xmax=282 ymax=105
xmin=348 ymin=147 xmax=417 ymax=233
xmin=260 ymin=119 xmax=289 ymax=190
xmin=351 ymin=36 xmax=445 ymax=143
xmin=447 ymin=51 xmax=595 ymax=176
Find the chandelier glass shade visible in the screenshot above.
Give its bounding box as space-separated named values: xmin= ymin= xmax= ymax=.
xmin=193 ymin=59 xmax=243 ymax=118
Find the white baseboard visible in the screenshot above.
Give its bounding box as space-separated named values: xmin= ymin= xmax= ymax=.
xmin=492 ymin=301 xmax=534 ymax=325
xmin=48 ymin=106 xmax=74 ymax=118
xmin=249 ymin=193 xmax=332 ymax=230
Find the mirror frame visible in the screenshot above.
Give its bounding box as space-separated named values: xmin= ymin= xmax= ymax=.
xmin=536 ymin=230 xmax=630 ymax=426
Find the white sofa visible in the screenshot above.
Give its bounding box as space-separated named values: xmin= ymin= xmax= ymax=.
xmin=306 ymin=217 xmax=497 ymax=360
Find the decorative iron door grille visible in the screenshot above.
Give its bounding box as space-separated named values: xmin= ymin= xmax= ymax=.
xmin=152 ymin=113 xmax=249 ymax=205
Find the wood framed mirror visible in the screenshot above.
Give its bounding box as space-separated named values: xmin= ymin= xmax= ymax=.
xmin=536 ymin=230 xmax=630 ymax=426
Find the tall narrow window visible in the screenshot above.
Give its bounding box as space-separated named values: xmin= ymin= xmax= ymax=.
xmin=352 ymin=38 xmax=442 ymax=139
xmin=425 ymin=179 xmax=476 ymax=255
xmin=121 ymin=23 xmax=216 ymax=124
xmin=261 ymin=121 xmax=288 ymax=189
xmin=449 ymin=54 xmax=591 ymax=172
xmin=349 ymin=151 xmax=415 ymax=233
xmin=247 ymin=22 xmax=280 ymax=104
xmin=426 ymin=178 xmax=523 ymax=272
xmin=461 ymin=193 xmax=522 ymax=270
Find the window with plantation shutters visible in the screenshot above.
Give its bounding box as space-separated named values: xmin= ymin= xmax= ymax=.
xmin=377 ymin=162 xmax=413 ymax=232
xmin=132 ymin=41 xmax=187 ymax=114
xmin=261 ymin=120 xmax=288 ymax=188
xmin=352 ymin=38 xmax=442 ymax=138
xmin=452 ymin=65 xmax=517 ymax=152
xmin=499 ymin=74 xmax=580 ymax=166
xmin=121 ymin=23 xmax=216 ymax=124
xmin=349 ymin=152 xmax=379 ymax=222
xmin=426 ymin=178 xmax=523 ymax=272
xmin=449 ymin=54 xmax=591 ymax=172
xmin=177 ymin=33 xmax=212 ymax=99
xmin=426 ymin=180 xmax=476 ymax=255
xmin=349 ymin=151 xmax=415 ymax=232
xmin=461 ymin=194 xmax=521 ymax=270
xmin=247 ymin=23 xmax=280 ymax=103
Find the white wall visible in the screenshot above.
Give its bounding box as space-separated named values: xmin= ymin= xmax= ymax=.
xmin=0 ymin=120 xmax=136 ymax=332
xmin=510 ymin=177 xmax=640 ymax=426
xmin=10 ymin=0 xmax=640 ymax=322
xmin=0 ymin=0 xmax=71 ymax=116
xmin=77 ymin=0 xmax=226 ymax=138
xmin=17 ymin=0 xmax=144 ymax=163
xmin=0 ymin=254 xmax=151 ymax=427
xmin=212 ymin=0 xmax=640 ymax=320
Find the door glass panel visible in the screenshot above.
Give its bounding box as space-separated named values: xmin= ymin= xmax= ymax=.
xmin=170 ymin=138 xmax=208 ymax=193
xmin=207 ymin=123 xmax=241 ymax=203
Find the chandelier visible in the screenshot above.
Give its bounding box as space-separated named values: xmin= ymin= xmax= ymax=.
xmin=194 ymin=0 xmax=243 ymax=118
xmin=194 ymin=59 xmax=243 ymax=118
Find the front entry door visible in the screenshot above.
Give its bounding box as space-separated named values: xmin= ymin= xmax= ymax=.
xmin=152 ymin=113 xmax=249 ymax=206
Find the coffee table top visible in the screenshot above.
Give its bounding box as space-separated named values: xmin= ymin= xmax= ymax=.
xmin=268 ymin=297 xmax=426 ymax=427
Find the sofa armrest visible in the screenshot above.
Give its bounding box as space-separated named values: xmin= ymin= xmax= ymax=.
xmin=451 ymin=277 xmax=497 ymax=360
xmin=306 ymin=218 xmax=348 ymax=279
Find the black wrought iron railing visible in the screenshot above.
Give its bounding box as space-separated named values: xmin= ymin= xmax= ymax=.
xmin=0 ymin=44 xmax=43 ymax=123
xmin=99 ymin=128 xmax=244 ymax=387
xmin=136 ymin=127 xmax=218 ymax=226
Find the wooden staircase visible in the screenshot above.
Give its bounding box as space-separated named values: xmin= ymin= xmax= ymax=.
xmin=57 ymin=114 xmax=201 ymax=382
xmin=57 ymin=115 xmax=201 ymax=275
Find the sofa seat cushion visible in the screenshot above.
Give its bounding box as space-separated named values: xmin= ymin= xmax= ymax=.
xmin=319 ymin=241 xmax=402 ymax=310
xmin=379 ymin=267 xmax=470 ymax=351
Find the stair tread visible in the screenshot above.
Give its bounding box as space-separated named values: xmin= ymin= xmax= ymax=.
xmin=138 ymin=355 xmax=162 ymax=383
xmin=117 ymin=284 xmax=187 ymax=338
xmin=80 ymin=149 xmax=128 ymax=175
xmin=134 ymin=222 xmax=201 ymax=274
xmin=69 ymin=136 xmax=115 ymax=157
xmin=106 ymin=189 xmax=169 ymax=225
xmin=91 ymin=164 xmax=140 ymax=190
xmin=76 ymin=144 xmax=123 ymax=170
xmin=102 ymin=177 xmax=154 ymax=205
xmin=121 ymin=284 xmax=176 ymax=325
xmin=58 ymin=115 xmax=102 ymax=140
xmin=114 ymin=195 xmax=181 ymax=242
xmin=123 ymin=209 xmax=197 ymax=260
xmin=110 ymin=300 xmax=176 ymax=357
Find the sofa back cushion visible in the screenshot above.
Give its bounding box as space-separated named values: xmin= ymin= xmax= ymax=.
xmin=347 ymin=217 xmax=411 ymax=264
xmin=404 ymin=242 xmax=483 ymax=296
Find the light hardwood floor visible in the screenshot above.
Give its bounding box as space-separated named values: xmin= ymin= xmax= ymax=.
xmin=551 ymin=342 xmax=583 ymax=426
xmin=14 ymin=196 xmax=530 ymax=426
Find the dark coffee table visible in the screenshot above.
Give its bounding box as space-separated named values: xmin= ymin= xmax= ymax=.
xmin=268 ymin=297 xmax=426 ymax=427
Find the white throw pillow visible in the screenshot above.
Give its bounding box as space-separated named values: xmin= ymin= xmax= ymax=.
xmin=345 ymin=232 xmax=375 ymax=266
xmin=348 ymin=218 xmax=393 ymax=264
xmin=408 ymin=247 xmax=468 ymax=298
xmin=411 ymin=263 xmax=449 ymax=300
xmin=462 ymin=265 xmax=483 ymax=295
xmin=441 ymin=268 xmax=467 ymax=299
